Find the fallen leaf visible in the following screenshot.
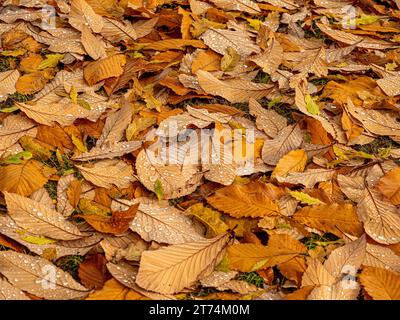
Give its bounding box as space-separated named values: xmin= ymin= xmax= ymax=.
xmin=136 ymin=232 xmax=232 ymax=294
xmin=4 ymin=192 xmax=84 ymax=241
xmin=0 ymin=251 xmax=89 ymax=300
xmin=207 ymin=181 xmax=281 ymax=218
xmin=359 ymin=266 xmax=400 ymax=300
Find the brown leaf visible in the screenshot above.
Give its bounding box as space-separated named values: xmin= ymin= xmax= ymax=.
xmin=0 ymin=251 xmax=89 ymax=300
xmin=262 ymin=124 xmax=303 ymax=165
xmin=357 ymin=188 xmax=400 ymax=245
xmin=272 ymin=149 xmax=307 ymax=178
xmin=377 ymin=167 xmax=400 ymax=205
xmin=136 ymin=233 xmax=232 ymax=294
xmin=359 ymin=267 xmax=400 ymax=300
xmin=293 ymin=203 xmax=363 ymax=237
xmin=197 ymin=70 xmax=274 ymax=103
xmin=4 ymin=192 xmax=84 ymax=241
xmin=0 ymin=69 xmax=20 ymax=101
xmin=77 ymin=203 xmax=138 ymax=235
xmin=76 ymin=159 xmax=135 ymax=189
xmin=78 ymin=254 xmax=109 ymax=290
xmin=228 ymin=234 xmax=307 ymax=272
xmin=0 ymin=160 xmax=48 ymax=196
xmin=84 ymin=54 xmax=126 ymax=86
xmin=127 ymin=198 xmax=204 ymax=244
xmin=207 ymin=181 xmax=281 ymax=218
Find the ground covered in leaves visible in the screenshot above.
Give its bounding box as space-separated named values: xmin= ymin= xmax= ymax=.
xmin=0 ymin=0 xmax=400 ymax=301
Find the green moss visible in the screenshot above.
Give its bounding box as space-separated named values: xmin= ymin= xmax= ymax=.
xmin=44 ymin=152 xmax=75 ymax=176
xmin=353 ymin=136 xmax=400 ymax=157
xmin=238 ymin=272 xmax=265 ymax=288
xmin=0 ymin=57 xmax=11 ymax=72
xmin=0 ymin=92 xmax=34 ymax=110
xmin=55 ymin=255 xmax=84 ymax=279
xmin=253 ymin=71 xmax=270 ymax=84
xmin=44 ymin=181 xmax=58 ymax=200
xmin=259 ymin=98 xmax=295 ymax=124
xmin=302 ymin=233 xmax=342 ymax=250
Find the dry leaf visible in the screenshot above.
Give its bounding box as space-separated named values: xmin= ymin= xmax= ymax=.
xmin=207 ymin=181 xmax=280 ymax=218
xmin=200 ymin=28 xmax=260 ymax=58
xmin=69 ymin=0 xmax=104 ymax=33
xmin=0 ymin=69 xmax=20 ymax=101
xmin=197 ymin=70 xmax=274 ymax=103
xmin=84 ymin=54 xmax=126 ymax=86
xmin=249 ymin=98 xmax=287 ymax=138
xmin=76 ymin=159 xmax=134 ymax=189
xmin=359 ymin=267 xmax=400 ymax=300
xmin=4 ymin=192 xmax=84 ymax=241
xmin=228 ymin=234 xmax=307 ymax=272
xmin=272 ymin=149 xmax=307 ymax=177
xmin=293 ymin=203 xmax=363 ymax=237
xmin=129 ymin=198 xmax=204 ymax=244
xmin=0 ymin=160 xmax=47 ymax=196
xmin=136 ymin=232 xmax=231 ymax=294
xmin=357 ymin=188 xmax=400 ymax=245
xmin=0 ymin=251 xmax=89 ymax=300
xmin=262 ymin=124 xmax=303 ymax=165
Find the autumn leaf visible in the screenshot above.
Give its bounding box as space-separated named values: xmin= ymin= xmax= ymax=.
xmin=0 ymin=251 xmax=89 ymax=300
xmin=86 ymin=278 xmax=146 ymax=300
xmin=207 ymin=181 xmax=281 ymax=218
xmin=293 ymin=203 xmax=363 ymax=237
xmin=272 ymin=149 xmax=307 ymax=178
xmin=377 ymin=167 xmax=400 ymax=205
xmin=77 ymin=203 xmax=138 ymax=235
xmin=84 ymin=54 xmax=126 ymax=85
xmin=0 ymin=160 xmax=48 ymax=196
xmin=136 ymin=233 xmax=232 ymax=294
xmin=359 ymin=267 xmax=400 ymax=300
xmin=228 ymin=234 xmax=307 ymax=272
xmin=4 ymin=192 xmax=85 ymax=241
xmin=78 ymin=254 xmax=109 ymax=290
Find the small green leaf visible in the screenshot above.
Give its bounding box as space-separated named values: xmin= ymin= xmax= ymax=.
xmin=77 ymin=98 xmax=92 ymax=110
xmin=70 ymin=86 xmax=78 ymax=104
xmin=37 ymin=53 xmax=64 ymax=69
xmin=289 ymin=191 xmax=324 ymax=205
xmin=21 ymin=235 xmax=57 ymax=245
xmin=154 ymin=179 xmax=164 ymax=200
xmin=305 ymin=94 xmax=320 ymax=115
xmin=246 ymin=18 xmax=263 ymax=31
xmin=3 ymin=151 xmax=32 ymax=164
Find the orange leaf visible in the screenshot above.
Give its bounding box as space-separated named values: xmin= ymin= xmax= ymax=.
xmin=77 ymin=203 xmax=139 ymax=235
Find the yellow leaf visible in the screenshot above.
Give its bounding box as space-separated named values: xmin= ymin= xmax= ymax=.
xmin=207 ymin=181 xmax=281 ymax=218
xmin=126 ymin=117 xmax=156 ymax=140
xmin=37 ymin=54 xmax=64 ymax=70
xmin=0 ymin=160 xmax=48 ymax=196
xmin=293 ymin=203 xmax=363 ymax=237
xmin=377 ymin=167 xmax=400 ymax=205
xmin=289 ymin=191 xmax=324 ymax=205
xmin=228 ymin=234 xmax=307 ymax=272
xmin=220 ymin=47 xmax=240 ymax=72
xmin=87 ymin=278 xmax=146 ymax=300
xmin=187 ymin=203 xmax=229 ymax=237
xmin=1 ymin=48 xmax=27 ymax=57
xmin=71 ymin=134 xmax=88 ymax=153
xmin=21 ymin=235 xmax=57 ymax=245
xmin=305 ymin=94 xmax=320 ymax=115
xmin=272 ymin=149 xmax=307 ymax=178
xmin=359 ymin=267 xmax=400 ymax=300
xmin=83 ymin=54 xmax=126 ymax=85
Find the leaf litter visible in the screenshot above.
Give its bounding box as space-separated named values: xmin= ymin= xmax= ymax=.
xmin=0 ymin=0 xmax=400 ymax=300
